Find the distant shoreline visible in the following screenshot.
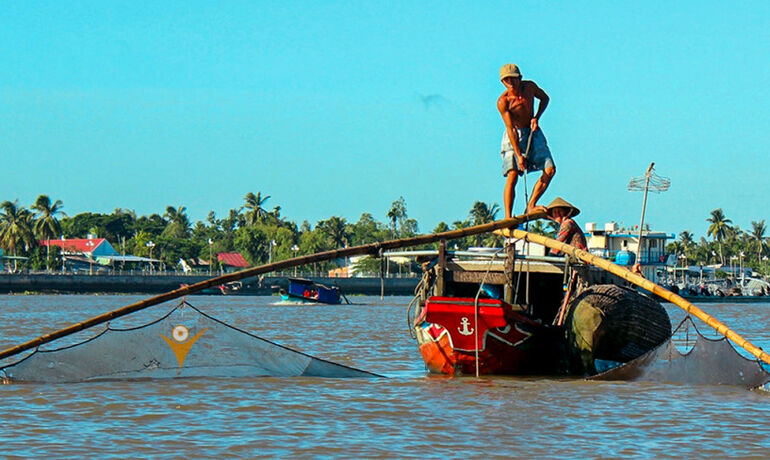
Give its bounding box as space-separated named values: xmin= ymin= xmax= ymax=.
xmin=0 ymin=273 xmax=420 ymax=296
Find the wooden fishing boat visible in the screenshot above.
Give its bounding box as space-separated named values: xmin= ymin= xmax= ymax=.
xmin=278 ymin=277 xmax=347 ymax=305
xmin=407 ymin=240 xmax=671 ymax=377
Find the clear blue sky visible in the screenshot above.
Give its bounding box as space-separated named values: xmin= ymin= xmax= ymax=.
xmin=2 ymin=1 xmax=768 ymax=239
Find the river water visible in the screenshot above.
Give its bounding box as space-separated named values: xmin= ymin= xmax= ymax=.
xmin=0 ymin=294 xmax=769 ymax=457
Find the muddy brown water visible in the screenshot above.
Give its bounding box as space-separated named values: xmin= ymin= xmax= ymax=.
xmin=1 ymin=294 xmax=769 ymax=457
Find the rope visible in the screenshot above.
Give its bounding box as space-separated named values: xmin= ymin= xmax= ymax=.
xmin=521 ymin=128 xmax=535 ymax=230
xmin=509 ymin=236 xmax=526 ymax=305
xmin=525 ymin=236 xmax=531 ymax=313
xmin=519 ymin=128 xmax=535 ymax=311
xmin=554 ymin=268 xmax=577 ymax=326
xmin=406 ymin=294 xmax=420 ymax=339
xmin=473 ymin=246 xmax=506 ymax=377
xmin=406 ymin=270 xmax=437 ymax=339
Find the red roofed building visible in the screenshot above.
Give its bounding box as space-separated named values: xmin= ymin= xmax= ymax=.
xmin=217 ymin=252 xmax=250 ymax=272
xmin=41 ymin=238 xmax=119 ymax=257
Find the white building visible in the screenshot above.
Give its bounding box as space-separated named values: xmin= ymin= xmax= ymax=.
xmin=585 ymin=222 xmax=675 ymax=282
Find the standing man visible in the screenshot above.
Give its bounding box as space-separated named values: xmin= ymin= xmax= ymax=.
xmin=498 ymin=63 xmax=555 ymax=218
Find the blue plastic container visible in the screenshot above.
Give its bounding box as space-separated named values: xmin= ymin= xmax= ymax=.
xmin=615 ymin=250 xmax=636 ymax=266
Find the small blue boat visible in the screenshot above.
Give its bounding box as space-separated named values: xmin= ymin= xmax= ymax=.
xmin=280 ymin=278 xmax=347 ymax=305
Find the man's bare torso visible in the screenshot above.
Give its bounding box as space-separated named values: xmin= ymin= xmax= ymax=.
xmin=498 ymin=81 xmax=537 ymax=129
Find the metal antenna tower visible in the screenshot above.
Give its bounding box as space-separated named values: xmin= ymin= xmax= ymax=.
xmin=628 ymin=162 xmax=670 ymax=263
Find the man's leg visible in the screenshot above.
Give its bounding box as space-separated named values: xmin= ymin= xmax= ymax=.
xmin=504 ymin=171 xmax=518 ymax=219
xmin=527 ymin=165 xmax=555 ymax=212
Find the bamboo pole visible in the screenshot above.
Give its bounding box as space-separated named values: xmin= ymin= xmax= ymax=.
xmin=0 ymin=211 xmax=546 ymax=361
xmin=512 ymin=229 xmax=770 ymax=366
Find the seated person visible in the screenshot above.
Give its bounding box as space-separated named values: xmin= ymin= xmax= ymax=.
xmin=545 ymin=197 xmax=586 ymax=255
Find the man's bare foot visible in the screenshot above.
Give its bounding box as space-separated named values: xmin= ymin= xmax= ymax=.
xmin=526 ymin=205 xmax=548 ymax=214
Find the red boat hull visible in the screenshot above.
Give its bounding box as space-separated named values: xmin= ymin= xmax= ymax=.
xmin=416 ymin=296 xmax=550 ymax=376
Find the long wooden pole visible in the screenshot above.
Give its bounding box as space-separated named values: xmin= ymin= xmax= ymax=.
xmin=512 ymin=229 xmax=770 ymax=366
xmin=0 ymin=211 xmax=546 ymax=361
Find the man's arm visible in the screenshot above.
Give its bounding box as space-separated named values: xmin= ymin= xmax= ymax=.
xmin=497 ymin=96 xmax=526 ymax=171
xmin=549 ymin=219 xmax=572 ymax=255
xmin=530 ymin=83 xmax=550 ymax=131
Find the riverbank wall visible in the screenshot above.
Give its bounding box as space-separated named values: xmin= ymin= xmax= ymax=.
xmin=0 ymin=273 xmax=420 ymax=296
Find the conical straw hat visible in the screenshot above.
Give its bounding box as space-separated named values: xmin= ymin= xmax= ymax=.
xmin=545 ymin=197 xmax=580 ymax=217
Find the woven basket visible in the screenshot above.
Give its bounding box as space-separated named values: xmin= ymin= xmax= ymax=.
xmin=565 ymin=284 xmax=671 ymax=375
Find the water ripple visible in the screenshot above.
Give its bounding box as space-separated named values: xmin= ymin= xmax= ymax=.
xmin=1 ymin=295 xmax=770 ymax=456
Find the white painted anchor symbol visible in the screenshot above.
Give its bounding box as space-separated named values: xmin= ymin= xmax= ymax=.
xmin=458 ymin=317 xmax=474 ymax=336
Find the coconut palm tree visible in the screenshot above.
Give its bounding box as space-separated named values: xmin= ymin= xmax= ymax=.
xmin=317 ymin=216 xmax=349 ymax=249
xmin=529 ymin=219 xmax=558 ymax=238
xmin=32 ymin=195 xmax=65 ymax=272
xmin=467 ymin=201 xmax=500 ymax=247
xmin=0 ymin=200 xmax=36 ymax=271
xmin=751 ymin=220 xmax=767 ymax=264
xmin=469 ymin=201 xmax=500 ymax=225
xmin=163 ymin=205 xmax=191 ymax=238
xmin=706 ymin=208 xmax=732 ymax=265
xmin=32 ymin=195 xmax=65 ymax=241
xmin=243 ymin=192 xmax=271 ymax=226
xmin=387 ymin=197 xmax=407 ymax=237
xmin=678 ymin=230 xmax=695 ymax=263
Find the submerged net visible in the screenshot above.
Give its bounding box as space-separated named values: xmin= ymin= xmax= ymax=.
xmin=591 ymin=316 xmax=770 ymax=389
xmin=0 ymin=301 xmax=378 ymax=383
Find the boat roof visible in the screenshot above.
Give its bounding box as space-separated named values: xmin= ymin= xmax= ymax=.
xmin=288 ymin=277 xmax=316 ymax=285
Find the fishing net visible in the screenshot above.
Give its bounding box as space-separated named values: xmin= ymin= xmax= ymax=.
xmin=591 ymin=316 xmax=770 ymax=389
xmin=0 ymin=301 xmax=378 ymax=383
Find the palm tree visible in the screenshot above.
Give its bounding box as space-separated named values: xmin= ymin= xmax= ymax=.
xmin=678 ymin=230 xmax=694 ymax=263
xmin=112 ymin=208 xmax=136 ymax=219
xmin=469 ymin=201 xmax=500 ymax=225
xmin=163 ymin=205 xmax=191 ymax=238
xmin=467 ymin=201 xmax=500 ymax=246
xmin=32 ymin=195 xmax=65 ymax=241
xmin=706 ymin=208 xmax=732 ymax=265
xmin=387 ymin=197 xmax=407 ymax=237
xmin=32 ymin=195 xmax=65 ymax=272
xmin=529 ymin=219 xmax=558 ymax=238
xmin=0 ymin=200 xmax=36 ymax=271
xmin=243 ymin=192 xmax=271 ymax=226
xmin=264 ymin=206 xmax=286 ymax=226
xmin=318 ymin=216 xmax=349 ymax=249
xmin=751 ymin=220 xmax=767 ymax=264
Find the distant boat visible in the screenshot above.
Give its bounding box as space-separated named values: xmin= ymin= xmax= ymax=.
xmin=180 ymin=281 xmax=243 ymax=296
xmin=218 ymin=281 xmax=243 ymax=295
xmin=278 ymin=278 xmax=348 ymax=305
xmin=672 ymin=277 xmax=770 ymax=303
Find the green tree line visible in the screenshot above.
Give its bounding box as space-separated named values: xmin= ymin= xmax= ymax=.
xmin=0 ymin=194 xmax=513 ymax=274
xmin=7 ymin=196 xmax=763 ymax=277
